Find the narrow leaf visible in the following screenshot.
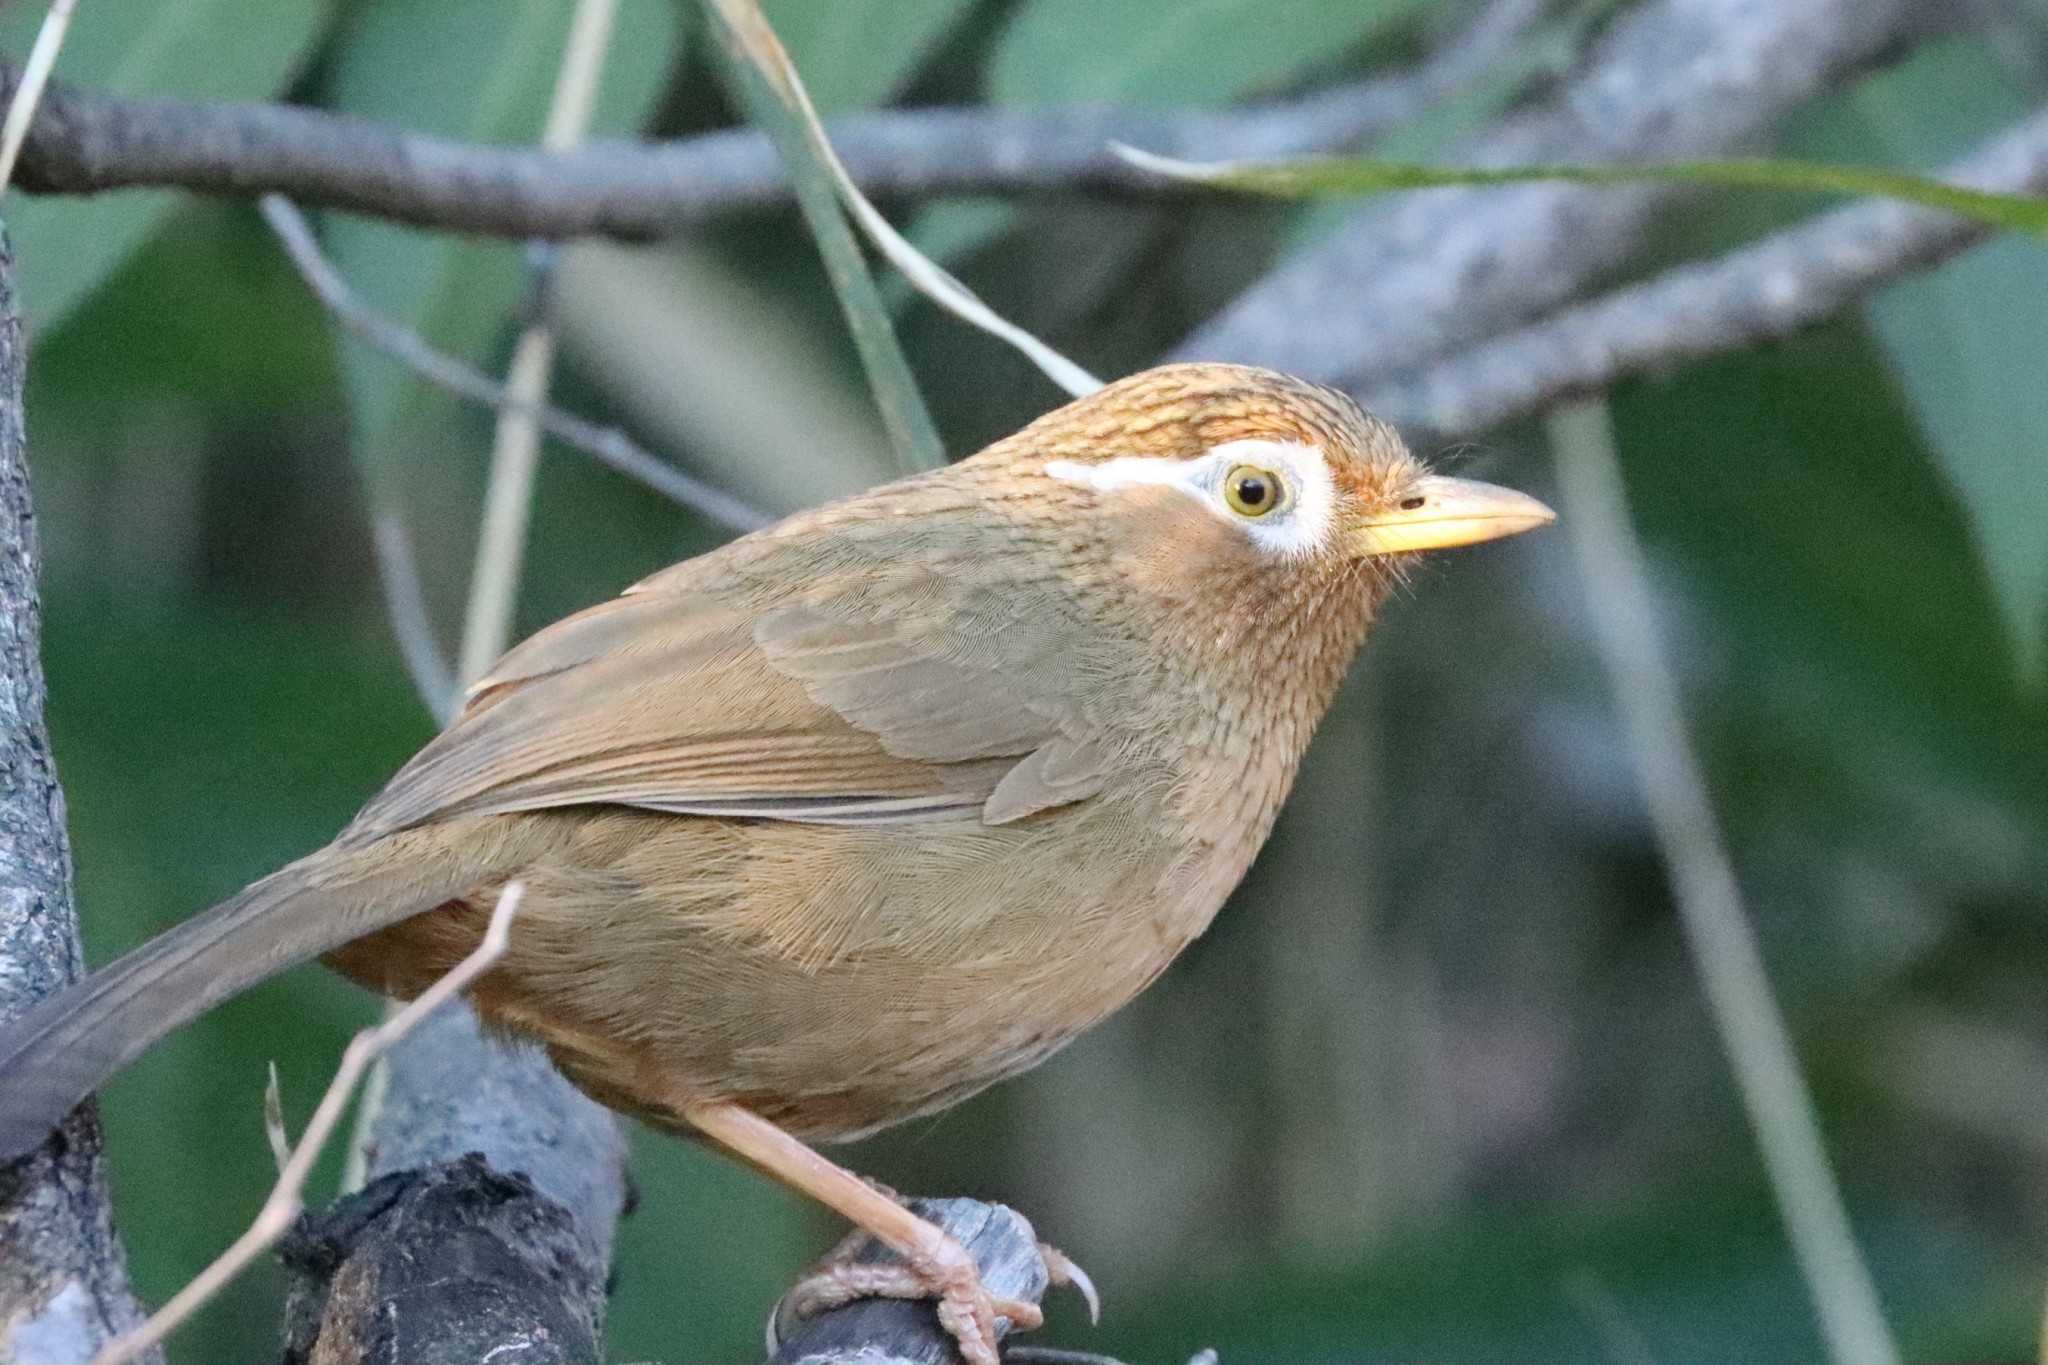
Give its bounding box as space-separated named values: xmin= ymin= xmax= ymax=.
xmin=707 ymin=0 xmax=944 ymax=473
xmin=1114 ymin=145 xmax=2048 ymax=239
xmin=712 ymin=0 xmax=1098 ymax=433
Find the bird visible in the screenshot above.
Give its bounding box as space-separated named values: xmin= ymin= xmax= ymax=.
xmin=0 ymin=362 xmax=1552 ymax=1363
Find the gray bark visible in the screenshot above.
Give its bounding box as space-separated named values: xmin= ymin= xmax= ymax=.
xmin=279 ymin=1152 xmax=607 ymax=1365
xmin=0 ymin=233 xmax=156 ymax=1364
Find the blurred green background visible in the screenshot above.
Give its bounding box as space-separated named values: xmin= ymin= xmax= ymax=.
xmin=5 ymin=0 xmax=2048 ymax=1361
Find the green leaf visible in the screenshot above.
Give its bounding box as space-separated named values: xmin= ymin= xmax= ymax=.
xmin=708 ymin=0 xmax=944 ymax=472
xmin=761 ymin=0 xmax=970 ymax=113
xmin=320 ymin=0 xmax=682 ymax=488
xmin=1612 ymin=319 xmax=2048 ymax=828
xmin=0 ymin=0 xmax=335 ymax=331
xmin=1113 ymin=145 xmax=2048 ymax=238
xmin=990 ymin=0 xmax=1429 ymax=107
xmin=1806 ymin=40 xmax=2048 ymax=683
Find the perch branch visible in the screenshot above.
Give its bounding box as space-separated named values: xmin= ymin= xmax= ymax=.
xmin=0 ymin=0 xmax=1537 ymax=237
xmin=765 ymin=1197 xmax=1051 ymax=1365
xmin=90 ymin=883 xmax=528 ymax=1365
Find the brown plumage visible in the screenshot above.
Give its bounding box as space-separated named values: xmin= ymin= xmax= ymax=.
xmin=0 ymin=363 xmax=1552 ymax=1362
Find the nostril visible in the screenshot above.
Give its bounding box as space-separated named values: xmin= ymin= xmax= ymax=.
xmin=1399 ymin=496 xmax=1427 ymax=510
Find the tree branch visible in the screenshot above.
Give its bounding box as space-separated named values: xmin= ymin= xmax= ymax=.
xmin=0 ymin=234 xmax=156 ymax=1363
xmin=1368 ymin=104 xmax=2048 ymax=443
xmin=765 ymin=1198 xmax=1049 ymax=1365
xmin=0 ymin=1 xmax=1535 ymax=239
xmin=1176 ymin=0 xmax=1957 ymax=381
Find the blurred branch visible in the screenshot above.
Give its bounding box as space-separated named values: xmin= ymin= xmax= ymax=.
xmin=460 ymin=0 xmax=619 ymax=684
xmin=369 ymin=509 xmax=456 ymax=724
xmin=0 ymin=218 xmax=157 ymax=1365
xmin=1549 ymin=399 xmax=1899 ymax=1365
xmin=1370 ymin=104 xmax=2048 ymax=441
xmin=0 ymin=0 xmax=1538 ymax=236
xmin=91 ymin=886 xmax=528 ymax=1364
xmin=1178 ymin=0 xmax=1958 ymax=379
xmin=259 ymin=194 xmax=766 ymax=532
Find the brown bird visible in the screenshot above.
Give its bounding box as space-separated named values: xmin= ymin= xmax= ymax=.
xmin=0 ymin=363 xmax=1550 ymax=1362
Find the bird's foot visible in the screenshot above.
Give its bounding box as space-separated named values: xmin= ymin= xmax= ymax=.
xmin=774 ymin=1224 xmax=1042 ymax=1365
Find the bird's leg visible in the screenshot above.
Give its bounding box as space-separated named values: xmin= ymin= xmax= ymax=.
xmin=682 ymin=1100 xmax=1041 ymax=1365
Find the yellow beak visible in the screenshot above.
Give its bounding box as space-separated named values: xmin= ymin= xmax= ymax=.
xmin=1349 ymin=475 xmax=1556 ymax=556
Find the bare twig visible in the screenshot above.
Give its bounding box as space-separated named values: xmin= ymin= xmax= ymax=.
xmin=460 ymin=0 xmax=619 ymax=684
xmin=258 ymin=194 xmax=766 ymax=532
xmin=370 ymin=508 xmax=457 ymax=723
xmin=2 ymin=0 xmax=1540 ymax=236
xmin=1365 ymin=103 xmax=2048 ymax=441
xmin=0 ymin=0 xmax=77 ymax=193
xmin=90 ymin=883 xmax=528 ymax=1365
xmin=1548 ymin=399 xmax=1898 ymax=1365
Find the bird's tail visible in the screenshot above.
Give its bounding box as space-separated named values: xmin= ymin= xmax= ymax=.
xmin=0 ymin=828 xmax=497 ymax=1162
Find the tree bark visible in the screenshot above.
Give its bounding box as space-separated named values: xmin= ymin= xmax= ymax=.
xmin=0 ymin=233 xmax=156 ymax=1363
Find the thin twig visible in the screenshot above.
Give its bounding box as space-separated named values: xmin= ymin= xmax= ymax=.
xmin=0 ymin=0 xmax=77 ymax=194
xmin=1 ymin=0 xmax=1544 ymax=235
xmin=459 ymin=0 xmax=619 ymax=685
xmin=258 ymin=193 xmax=766 ymax=532
xmin=90 ymin=883 xmax=528 ymax=1365
xmin=369 ymin=508 xmax=457 ymax=724
xmin=1548 ymin=399 xmax=1898 ymax=1365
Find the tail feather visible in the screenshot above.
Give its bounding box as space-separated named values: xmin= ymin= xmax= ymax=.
xmin=0 ymin=832 xmax=488 ymax=1162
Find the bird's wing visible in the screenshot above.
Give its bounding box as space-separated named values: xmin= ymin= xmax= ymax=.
xmin=345 ymin=558 xmax=1115 ymax=840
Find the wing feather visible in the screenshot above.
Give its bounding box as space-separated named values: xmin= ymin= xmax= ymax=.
xmin=345 ymin=549 xmax=1115 ymax=839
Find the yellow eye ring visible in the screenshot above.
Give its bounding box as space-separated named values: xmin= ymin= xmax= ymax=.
xmin=1222 ymin=464 xmax=1285 ymax=518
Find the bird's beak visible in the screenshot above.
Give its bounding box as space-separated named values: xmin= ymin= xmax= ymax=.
xmin=1348 ymin=475 xmax=1556 ymax=556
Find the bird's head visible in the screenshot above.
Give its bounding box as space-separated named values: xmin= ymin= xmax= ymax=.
xmin=983 ymin=363 xmax=1553 ymax=614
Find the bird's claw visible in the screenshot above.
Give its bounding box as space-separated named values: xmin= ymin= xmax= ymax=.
xmin=765 ymin=1227 xmax=1044 ymax=1365
xmin=1039 ymin=1241 xmax=1102 ymax=1324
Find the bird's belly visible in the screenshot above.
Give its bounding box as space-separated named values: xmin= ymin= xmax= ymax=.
xmin=340 ymin=801 xmax=1211 ymax=1143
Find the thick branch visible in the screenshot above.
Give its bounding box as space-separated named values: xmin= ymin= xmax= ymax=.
xmin=1369 ymin=105 xmax=2048 ymax=443
xmin=279 ymin=1152 xmax=609 ymax=1365
xmin=0 ymin=235 xmax=155 ymax=1361
xmin=357 ymin=1006 xmax=628 ymax=1281
xmin=0 ymin=4 xmax=1531 ymax=239
xmin=1176 ymin=0 xmax=1953 ymax=380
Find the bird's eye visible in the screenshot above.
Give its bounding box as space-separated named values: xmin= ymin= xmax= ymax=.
xmin=1222 ymin=465 xmax=1285 ymax=518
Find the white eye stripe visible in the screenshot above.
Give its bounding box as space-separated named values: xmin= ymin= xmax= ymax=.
xmin=1044 ymin=439 xmax=1336 ymax=559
